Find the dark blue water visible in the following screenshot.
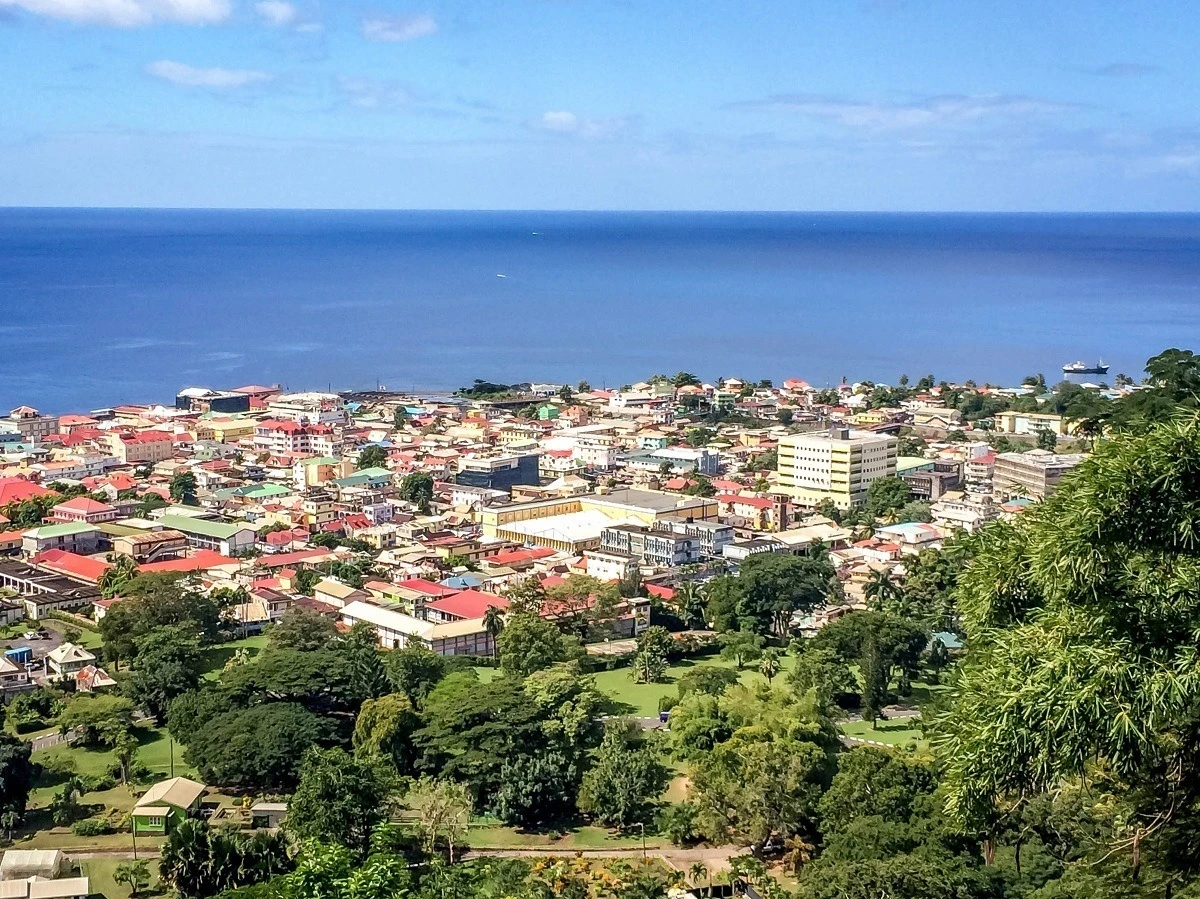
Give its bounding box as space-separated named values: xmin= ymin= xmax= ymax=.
xmin=2 ymin=209 xmax=1198 ymax=412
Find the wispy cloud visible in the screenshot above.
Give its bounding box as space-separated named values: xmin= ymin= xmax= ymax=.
xmin=1090 ymin=62 xmax=1159 ymax=78
xmin=336 ymin=75 xmax=413 ymax=110
xmin=0 ymin=0 xmax=229 ymax=26
xmin=254 ymin=0 xmax=295 ymax=26
xmin=146 ymin=60 xmax=273 ymax=89
xmin=536 ymin=110 xmax=640 ymax=140
xmin=727 ymin=93 xmax=1076 ymax=131
xmin=361 ymin=12 xmax=436 ymax=42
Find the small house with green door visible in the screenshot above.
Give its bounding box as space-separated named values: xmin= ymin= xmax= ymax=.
xmin=131 ymin=776 xmax=207 ymax=835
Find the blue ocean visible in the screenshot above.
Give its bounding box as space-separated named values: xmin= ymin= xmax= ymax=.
xmin=1 ymin=209 xmax=1198 ymax=413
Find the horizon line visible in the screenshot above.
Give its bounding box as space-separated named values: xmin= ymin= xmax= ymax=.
xmin=2 ymin=205 xmax=1199 ymax=215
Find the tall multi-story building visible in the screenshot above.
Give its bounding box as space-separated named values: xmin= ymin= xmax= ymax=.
xmin=254 ymin=420 xmax=340 ymax=457
xmin=776 ymin=427 xmax=898 ymax=510
xmin=1 ymin=407 xmax=60 ymax=443
xmin=455 ymin=453 xmax=540 ymax=491
xmin=992 ymin=449 xmax=1087 ymax=500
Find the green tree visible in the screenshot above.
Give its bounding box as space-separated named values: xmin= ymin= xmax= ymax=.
xmin=676 ymin=666 xmax=739 ymax=698
xmin=288 ymin=747 xmax=394 ymax=856
xmin=497 ymin=613 xmax=581 ymax=677
xmin=56 ymin=694 xmax=135 ymax=747
xmin=159 ymin=819 xmax=290 ymax=898
xmin=0 ymin=735 xmax=34 ymax=824
xmin=98 ymin=573 xmax=223 ymax=668
xmin=398 ymin=472 xmax=435 ymax=511
xmin=407 ymin=776 xmax=471 ymax=860
xmin=865 ymin=477 xmax=912 ymax=518
xmin=98 ymin=553 xmax=140 ymax=598
xmin=1035 ymin=427 xmax=1058 ymax=451
xmin=384 ymin=643 xmax=447 ymax=707
xmin=269 ymin=608 xmax=339 ymax=651
xmin=122 ymin=626 xmax=203 ymax=724
xmin=578 ymin=722 xmax=670 ymax=828
xmin=718 ymin=630 xmax=763 ymax=669
xmin=357 ymin=444 xmax=388 ymax=470
xmin=113 ymin=861 xmax=151 ymax=897
xmin=938 ymin=414 xmax=1200 ymax=881
xmin=353 ymin=693 xmax=420 ymax=775
xmin=758 ymin=648 xmax=781 ymax=682
xmin=494 ymin=750 xmax=580 ymax=826
xmin=184 ymin=702 xmax=337 ymax=791
xmin=169 ymin=471 xmax=198 ymax=504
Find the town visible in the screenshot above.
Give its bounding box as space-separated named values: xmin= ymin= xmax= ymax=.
xmin=0 ymin=355 xmax=1187 ymax=899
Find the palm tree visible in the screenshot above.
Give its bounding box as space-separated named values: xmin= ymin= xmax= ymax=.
xmin=98 ymin=553 xmax=139 ymax=599
xmin=688 ymin=862 xmax=709 ymax=897
xmin=676 ymin=581 xmax=707 ymax=629
xmin=483 ymin=605 xmax=505 ymax=657
xmin=863 ymin=567 xmax=901 ymax=613
xmin=0 ymin=810 xmax=17 ymax=842
xmin=759 ymin=648 xmax=780 ymax=682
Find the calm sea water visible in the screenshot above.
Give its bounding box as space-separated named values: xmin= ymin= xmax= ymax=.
xmin=1 ymin=209 xmax=1198 ymax=413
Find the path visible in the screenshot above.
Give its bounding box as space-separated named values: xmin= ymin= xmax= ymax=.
xmin=30 ymin=726 xmax=81 ymax=752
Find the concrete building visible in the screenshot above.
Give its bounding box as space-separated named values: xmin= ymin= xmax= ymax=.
xmin=0 ymin=560 xmax=102 ymax=620
xmin=993 ymin=411 xmax=1075 ymax=438
xmin=478 ymin=489 xmax=718 ymax=553
xmin=624 ymin=446 xmax=720 ymax=475
xmin=108 ymin=430 xmax=175 ymax=465
xmin=155 ymin=514 xmax=257 ymax=556
xmin=175 ymin=388 xmax=251 ymax=414
xmin=993 ymin=450 xmax=1087 ymax=500
xmin=455 ymin=453 xmax=540 ymax=491
xmin=253 ymin=420 xmax=340 ymax=457
xmin=600 ymin=524 xmax=700 ymax=567
xmin=776 ymin=427 xmax=898 ymax=510
xmin=21 ymin=523 xmax=102 ymax=557
xmin=655 ymin=516 xmax=734 ymax=556
xmin=1 ymin=407 xmax=59 ymax=443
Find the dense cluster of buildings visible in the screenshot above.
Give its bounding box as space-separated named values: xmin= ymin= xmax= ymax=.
xmin=0 ymin=375 xmax=1096 ymax=674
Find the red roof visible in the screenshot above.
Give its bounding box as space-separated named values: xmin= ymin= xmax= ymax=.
xmin=717 ymin=493 xmax=773 ymax=510
xmin=32 ymin=549 xmax=111 ymax=583
xmin=425 ymin=589 xmax=509 ymax=620
xmin=261 ymin=548 xmax=338 ymax=568
xmin=52 ymin=497 xmax=115 ymax=515
xmin=646 ymin=584 xmax=676 ymax=600
xmin=395 ymin=578 xmax=459 ymax=597
xmin=140 ymin=550 xmax=237 ymax=572
xmin=120 ymin=430 xmax=173 ymax=444
xmin=484 ymin=546 xmax=556 ymax=567
xmin=0 ymin=478 xmax=51 ymax=506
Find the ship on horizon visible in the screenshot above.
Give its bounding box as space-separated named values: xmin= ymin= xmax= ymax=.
xmin=1062 ymin=359 xmax=1110 ymax=375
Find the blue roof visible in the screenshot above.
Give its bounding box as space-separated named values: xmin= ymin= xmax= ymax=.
xmin=440 ymin=574 xmax=484 ymax=589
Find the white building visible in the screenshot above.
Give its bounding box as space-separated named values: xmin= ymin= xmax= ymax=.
xmin=777 ymin=427 xmax=897 ymax=510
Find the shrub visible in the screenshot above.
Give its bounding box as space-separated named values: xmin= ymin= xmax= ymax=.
xmin=72 ymin=817 xmax=114 ymax=836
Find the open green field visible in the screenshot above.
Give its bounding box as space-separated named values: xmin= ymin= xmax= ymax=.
xmin=200 ymin=634 xmax=270 ymax=680
xmin=42 ymin=617 xmax=104 ymax=650
xmin=479 ymin=653 xmax=797 ymax=717
xmin=76 ymin=857 xmax=163 ymax=899
xmin=841 ymin=717 xmax=926 ymax=750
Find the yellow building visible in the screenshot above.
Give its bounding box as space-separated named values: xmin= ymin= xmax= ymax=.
xmin=993 ymin=411 xmax=1076 ymax=437
xmin=479 ymin=488 xmax=717 ymax=553
xmin=776 ymin=427 xmax=897 ymax=510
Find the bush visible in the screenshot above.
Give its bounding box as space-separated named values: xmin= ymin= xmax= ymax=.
xmin=658 ymin=694 xmax=679 ymax=714
xmin=79 ymin=773 xmax=116 ymax=793
xmin=72 ymin=817 xmax=114 ymax=836
xmin=656 ymin=801 xmax=701 ymax=846
xmin=37 ymin=755 xmax=78 ymax=782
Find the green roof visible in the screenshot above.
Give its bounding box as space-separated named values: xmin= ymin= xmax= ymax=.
xmin=157 ymin=514 xmax=253 ymax=540
xmin=26 ymin=522 xmax=99 ymax=539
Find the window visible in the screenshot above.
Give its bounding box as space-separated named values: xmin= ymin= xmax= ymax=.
xmin=148 ymin=816 xmax=164 ymax=827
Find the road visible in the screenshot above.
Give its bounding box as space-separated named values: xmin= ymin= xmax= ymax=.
xmin=30 ymin=726 xmax=81 ymax=752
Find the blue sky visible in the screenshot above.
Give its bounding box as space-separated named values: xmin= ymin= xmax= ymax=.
xmin=0 ymin=0 xmax=1197 ymax=210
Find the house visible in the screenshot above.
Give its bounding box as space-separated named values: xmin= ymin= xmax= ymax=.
xmin=108 ymin=430 xmax=176 ymax=465
xmin=155 ymin=514 xmax=257 ymax=557
xmin=75 ymin=665 xmax=118 ymax=693
xmin=46 ymin=497 xmax=122 ymax=525
xmin=21 ymin=523 xmax=102 ymax=558
xmin=132 ymin=776 xmax=207 ymax=835
xmin=45 ymin=643 xmax=96 ymax=681
xmin=250 ymin=801 xmax=288 ymax=829
xmin=0 ymin=560 xmax=103 ymax=621
xmin=0 ymin=655 xmax=31 ymax=694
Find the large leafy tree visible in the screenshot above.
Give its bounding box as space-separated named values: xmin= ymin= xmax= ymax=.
xmin=159 ymin=819 xmax=290 ymax=899
xmin=705 ymin=551 xmax=835 ymax=637
xmin=122 ymin=626 xmax=203 ymax=724
xmin=938 ymin=414 xmax=1200 ymax=886
xmin=288 ymin=747 xmax=395 ymax=856
xmin=98 ymin=573 xmax=223 ymax=667
xmin=0 ymin=735 xmax=34 ymax=823
xmin=578 ymin=721 xmax=670 ymax=828
xmin=184 ymin=702 xmax=338 ymax=791
xmin=496 ymin=613 xmax=582 ymax=677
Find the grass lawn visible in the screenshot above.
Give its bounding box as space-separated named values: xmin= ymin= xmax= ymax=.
xmin=840 ymin=717 xmax=926 ymax=750
xmin=200 ymin=634 xmax=270 ymax=680
xmin=592 ymin=654 xmax=797 ymax=717
xmin=467 ymin=823 xmax=668 ymax=850
xmin=42 ymin=618 xmax=103 ymax=650
xmin=478 ymin=653 xmax=795 ymax=717
xmin=76 ymin=857 xmax=164 ymax=899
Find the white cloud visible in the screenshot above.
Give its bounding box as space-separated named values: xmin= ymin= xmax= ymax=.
xmin=146 ymin=59 xmax=272 ymax=89
xmin=730 ymin=93 xmax=1075 ymax=132
xmin=336 ymin=75 xmax=413 ymax=110
xmin=537 ymin=110 xmax=639 ymax=140
xmin=254 ymin=0 xmax=294 ymax=25
xmin=361 ymin=12 xmax=435 ymax=42
xmin=0 ymin=0 xmax=229 ymax=26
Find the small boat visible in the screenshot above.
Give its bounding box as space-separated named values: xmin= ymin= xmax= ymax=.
xmin=1062 ymin=359 xmax=1109 ymax=375
xmin=496 ymin=273 xmax=507 ymax=279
